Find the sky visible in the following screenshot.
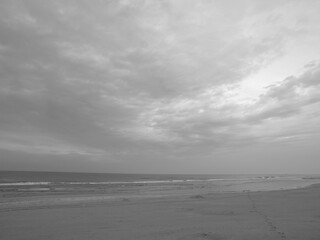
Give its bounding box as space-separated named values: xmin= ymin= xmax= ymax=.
xmin=0 ymin=0 xmax=320 ymax=174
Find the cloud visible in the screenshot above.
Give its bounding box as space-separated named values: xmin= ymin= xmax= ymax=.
xmin=0 ymin=0 xmax=320 ymax=172
xmin=57 ymin=42 xmax=111 ymax=69
xmin=131 ymin=63 xmax=320 ymax=153
xmin=0 ymin=131 xmax=106 ymax=156
xmin=257 ymin=63 xmax=320 ymax=116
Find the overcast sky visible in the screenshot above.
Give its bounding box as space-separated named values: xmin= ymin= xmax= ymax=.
xmin=0 ymin=0 xmax=320 ymax=174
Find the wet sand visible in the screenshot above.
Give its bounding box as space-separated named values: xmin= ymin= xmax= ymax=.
xmin=1 ymin=184 xmax=320 ymax=240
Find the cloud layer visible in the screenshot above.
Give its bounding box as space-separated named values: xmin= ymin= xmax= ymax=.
xmin=1 ymin=0 xmax=320 ymax=173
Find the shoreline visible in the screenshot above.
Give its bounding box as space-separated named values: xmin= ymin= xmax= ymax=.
xmin=1 ymin=182 xmax=320 ymax=212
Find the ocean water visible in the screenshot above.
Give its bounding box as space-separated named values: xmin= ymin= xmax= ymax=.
xmin=1 ymin=171 xmax=320 ymax=196
xmin=0 ymin=171 xmax=257 ymax=184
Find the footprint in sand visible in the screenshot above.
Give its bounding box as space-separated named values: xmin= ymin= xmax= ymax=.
xmin=278 ymin=231 xmax=286 ymax=239
xmin=247 ymin=193 xmax=287 ymax=239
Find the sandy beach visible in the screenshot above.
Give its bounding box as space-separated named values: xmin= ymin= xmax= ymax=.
xmin=1 ymin=184 xmax=320 ymax=240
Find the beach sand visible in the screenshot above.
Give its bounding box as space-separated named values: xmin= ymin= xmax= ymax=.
xmin=1 ymin=184 xmax=320 ymax=240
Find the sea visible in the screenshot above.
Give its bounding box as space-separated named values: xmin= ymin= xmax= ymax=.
xmin=1 ymin=171 xmax=320 ymax=196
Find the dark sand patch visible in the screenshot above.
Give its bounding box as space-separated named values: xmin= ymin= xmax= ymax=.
xmin=190 ymin=194 xmax=205 ymax=199
xmin=178 ymin=232 xmax=224 ymax=240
